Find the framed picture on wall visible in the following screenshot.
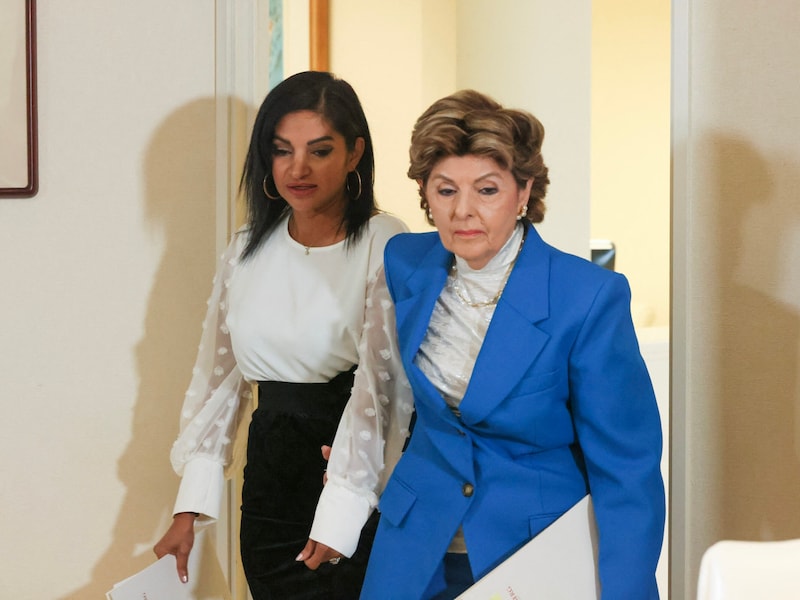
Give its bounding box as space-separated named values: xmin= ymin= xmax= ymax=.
xmin=0 ymin=0 xmax=38 ymax=198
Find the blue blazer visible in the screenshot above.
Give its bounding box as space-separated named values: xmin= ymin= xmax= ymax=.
xmin=360 ymin=227 xmax=665 ymax=599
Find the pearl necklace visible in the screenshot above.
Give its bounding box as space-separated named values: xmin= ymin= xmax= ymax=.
xmin=450 ymin=231 xmax=526 ymax=309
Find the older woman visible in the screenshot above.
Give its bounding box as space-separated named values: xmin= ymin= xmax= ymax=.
xmin=301 ymin=90 xmax=665 ymax=599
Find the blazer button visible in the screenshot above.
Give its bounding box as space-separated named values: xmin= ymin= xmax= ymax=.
xmin=462 ymin=483 xmax=474 ymax=497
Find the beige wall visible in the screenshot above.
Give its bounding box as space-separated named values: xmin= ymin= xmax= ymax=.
xmin=454 ymin=0 xmax=592 ymax=259
xmin=0 ymin=3 xmax=221 ymax=598
xmin=592 ymin=0 xmax=671 ymax=328
xmin=329 ymin=0 xmax=593 ymax=258
xmin=672 ymin=0 xmax=800 ymax=597
xmin=329 ymin=0 xmax=670 ymax=330
xmin=329 ymin=0 xmax=451 ymax=233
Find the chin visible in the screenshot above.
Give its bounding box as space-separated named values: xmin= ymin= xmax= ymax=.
xmin=452 ymin=244 xmax=486 ymax=263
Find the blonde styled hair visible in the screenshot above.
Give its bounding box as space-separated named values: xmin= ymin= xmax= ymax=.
xmin=408 ymin=89 xmax=550 ymax=224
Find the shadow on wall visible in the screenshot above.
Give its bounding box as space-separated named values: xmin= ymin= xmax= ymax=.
xmin=710 ymin=132 xmax=800 ymax=542
xmin=60 ymin=98 xmax=220 ymax=599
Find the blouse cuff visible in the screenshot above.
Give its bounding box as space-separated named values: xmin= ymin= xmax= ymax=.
xmin=172 ymin=456 xmax=225 ymax=520
xmin=309 ymin=482 xmax=374 ymax=558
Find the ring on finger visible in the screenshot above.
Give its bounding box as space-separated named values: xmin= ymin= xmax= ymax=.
xmin=328 ymin=557 xmax=341 ymax=565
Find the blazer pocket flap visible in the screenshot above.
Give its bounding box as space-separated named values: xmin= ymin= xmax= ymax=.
xmin=528 ymin=512 xmax=562 ymax=538
xmin=514 ymin=368 xmax=562 ymax=395
xmin=378 ymin=478 xmax=417 ymax=527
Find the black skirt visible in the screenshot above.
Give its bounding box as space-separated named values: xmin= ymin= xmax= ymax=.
xmin=240 ymin=369 xmax=378 ymax=600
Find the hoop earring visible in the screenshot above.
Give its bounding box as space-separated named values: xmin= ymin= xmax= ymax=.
xmin=262 ymin=174 xmax=281 ymax=200
xmin=345 ymin=170 xmax=362 ymax=201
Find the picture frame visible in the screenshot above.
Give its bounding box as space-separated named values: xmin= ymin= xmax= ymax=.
xmin=0 ymin=0 xmax=38 ymax=198
xmin=309 ymin=0 xmax=329 ymax=71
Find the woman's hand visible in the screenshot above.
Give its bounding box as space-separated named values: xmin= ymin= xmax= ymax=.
xmin=296 ymin=538 xmax=344 ymax=570
xmin=153 ymin=512 xmax=197 ymax=583
xmin=321 ymin=444 xmax=331 ymax=484
xmin=295 ymin=446 xmax=345 ymax=569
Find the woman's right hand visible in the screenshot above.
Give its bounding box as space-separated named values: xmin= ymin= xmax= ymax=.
xmin=321 ymin=444 xmax=331 ymax=484
xmin=153 ymin=512 xmax=197 ymax=583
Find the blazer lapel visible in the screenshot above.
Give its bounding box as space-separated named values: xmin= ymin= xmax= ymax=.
xmin=457 ymin=227 xmax=552 ymax=426
xmin=392 ymin=242 xmax=452 ymax=410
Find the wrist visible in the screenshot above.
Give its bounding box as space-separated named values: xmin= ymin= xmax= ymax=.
xmin=174 ymin=511 xmax=199 ymax=521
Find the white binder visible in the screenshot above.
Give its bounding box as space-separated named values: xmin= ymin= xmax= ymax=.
xmin=457 ymin=494 xmax=599 ymax=599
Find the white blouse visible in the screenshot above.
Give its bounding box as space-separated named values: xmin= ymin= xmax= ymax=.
xmin=169 ymin=212 xmax=408 ymax=519
xmin=310 ymin=225 xmax=525 ymax=557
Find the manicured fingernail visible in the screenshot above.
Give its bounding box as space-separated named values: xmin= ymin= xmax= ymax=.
xmin=295 ymin=553 xmax=304 ymax=561
xmin=181 ymin=575 xmax=188 ymax=583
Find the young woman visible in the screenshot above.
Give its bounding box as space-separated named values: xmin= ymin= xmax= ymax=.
xmin=154 ymin=71 xmax=407 ymax=599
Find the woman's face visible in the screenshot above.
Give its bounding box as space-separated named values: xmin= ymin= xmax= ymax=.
xmin=424 ymin=154 xmax=533 ymax=270
xmin=271 ymin=110 xmax=364 ymax=218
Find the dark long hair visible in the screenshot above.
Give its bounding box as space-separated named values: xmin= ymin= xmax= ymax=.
xmin=239 ymin=71 xmax=377 ymax=260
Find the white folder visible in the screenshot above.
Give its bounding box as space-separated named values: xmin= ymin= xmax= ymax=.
xmin=106 ymin=527 xmax=231 ymax=600
xmin=457 ymin=494 xmax=600 ymax=599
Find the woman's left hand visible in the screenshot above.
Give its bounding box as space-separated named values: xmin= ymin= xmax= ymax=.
xmin=296 ymin=538 xmax=344 ymax=570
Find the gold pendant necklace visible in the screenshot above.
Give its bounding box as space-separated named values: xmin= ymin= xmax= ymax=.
xmin=289 ymin=214 xmax=342 ymax=256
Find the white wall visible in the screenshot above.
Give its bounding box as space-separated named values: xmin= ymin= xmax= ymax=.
xmin=672 ymin=0 xmax=800 ymax=597
xmin=0 ymin=3 xmax=219 ymax=598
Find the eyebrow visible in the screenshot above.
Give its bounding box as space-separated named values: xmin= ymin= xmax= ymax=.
xmin=273 ymin=135 xmax=335 ymax=146
xmin=431 ymin=171 xmax=501 ymax=183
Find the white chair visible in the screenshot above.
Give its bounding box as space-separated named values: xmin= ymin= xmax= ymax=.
xmin=697 ymin=539 xmax=800 ymax=600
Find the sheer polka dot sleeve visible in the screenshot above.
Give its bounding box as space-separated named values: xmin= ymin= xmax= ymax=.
xmin=169 ymin=232 xmax=254 ymax=519
xmin=309 ymin=266 xmax=414 ymax=557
